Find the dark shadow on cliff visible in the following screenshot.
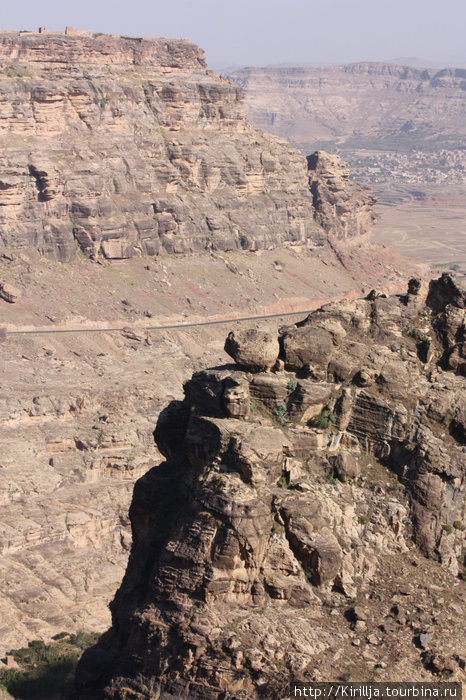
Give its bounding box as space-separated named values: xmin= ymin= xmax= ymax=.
xmin=74 ymin=399 xmax=214 ymax=695
xmin=0 ymin=633 xmax=101 ymax=700
xmin=0 ymin=660 xmax=74 ymax=699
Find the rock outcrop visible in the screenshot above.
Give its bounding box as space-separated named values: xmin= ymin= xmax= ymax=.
xmin=0 ymin=31 xmax=376 ymax=262
xmin=0 ymin=240 xmax=421 ymax=657
xmin=76 ymin=274 xmax=465 ymax=698
xmin=307 ymin=151 xmax=377 ymax=242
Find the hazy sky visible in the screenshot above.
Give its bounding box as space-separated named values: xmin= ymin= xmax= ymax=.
xmin=2 ymin=0 xmax=466 ymax=68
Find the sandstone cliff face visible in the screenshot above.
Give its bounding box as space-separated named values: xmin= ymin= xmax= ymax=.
xmin=77 ymin=275 xmax=465 ymax=698
xmin=0 ymin=31 xmax=375 ymax=261
xmin=307 ymin=151 xmax=377 ymax=242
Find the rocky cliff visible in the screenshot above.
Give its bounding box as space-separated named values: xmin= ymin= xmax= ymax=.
xmin=228 ymin=61 xmax=466 ymax=285
xmin=229 ymin=62 xmax=466 ymax=154
xmin=76 ymin=274 xmax=465 ymax=698
xmin=0 ymin=31 xmax=376 ymax=261
xmin=307 ymin=151 xmax=376 ymax=242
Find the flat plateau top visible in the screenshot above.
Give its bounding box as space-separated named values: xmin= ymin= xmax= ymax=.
xmin=0 ymin=30 xmax=206 ymax=68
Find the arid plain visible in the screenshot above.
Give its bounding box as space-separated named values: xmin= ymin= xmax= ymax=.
xmin=373 ymin=184 xmax=466 ymax=283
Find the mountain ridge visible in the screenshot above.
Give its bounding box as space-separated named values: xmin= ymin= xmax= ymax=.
xmin=228 ymin=61 xmax=466 ymax=153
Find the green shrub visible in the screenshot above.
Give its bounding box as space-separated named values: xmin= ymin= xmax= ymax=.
xmin=287 ymin=378 xmax=298 ymax=394
xmin=0 ymin=632 xmax=100 ymax=698
xmin=275 ymin=401 xmax=287 ymax=419
xmin=324 ymin=468 xmax=339 ymax=485
xmin=403 ymin=327 xmax=417 ymax=339
xmin=310 ymin=405 xmax=334 ymax=429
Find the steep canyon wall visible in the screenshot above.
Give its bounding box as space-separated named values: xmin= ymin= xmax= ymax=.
xmin=0 ymin=32 xmax=375 ymax=262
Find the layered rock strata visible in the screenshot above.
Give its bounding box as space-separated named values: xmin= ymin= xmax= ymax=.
xmin=307 ymin=151 xmax=376 ymax=242
xmin=77 ymin=274 xmax=465 ymax=698
xmin=229 ymin=62 xmax=466 ymax=153
xmin=0 ymin=31 xmax=375 ymax=261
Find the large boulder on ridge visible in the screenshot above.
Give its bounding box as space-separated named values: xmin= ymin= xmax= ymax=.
xmin=224 ymin=328 xmax=280 ymax=372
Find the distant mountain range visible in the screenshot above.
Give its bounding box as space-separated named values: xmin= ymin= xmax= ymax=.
xmin=228 ymin=61 xmax=466 ymax=156
xmin=214 ymin=57 xmax=466 ymax=74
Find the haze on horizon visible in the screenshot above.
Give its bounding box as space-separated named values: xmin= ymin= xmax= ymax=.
xmin=2 ymin=0 xmax=466 ymax=70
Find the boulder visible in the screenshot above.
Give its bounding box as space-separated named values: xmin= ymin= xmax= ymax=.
xmin=407 ymin=277 xmax=429 ymax=300
xmin=224 ymin=328 xmax=279 ymax=372
xmin=184 ymin=369 xmax=231 ymax=417
xmin=287 ymin=380 xmax=333 ymax=422
xmin=427 ymin=273 xmax=465 ymax=312
xmin=0 ymin=281 xmax=20 ymax=303
xmin=334 ymin=451 xmax=360 ymax=482
xmin=280 ymin=326 xmax=334 ymax=371
xmin=451 ymin=398 xmax=466 ymax=443
xmin=280 ymin=500 xmax=342 ymax=587
xmin=366 ymin=289 xmax=388 ymax=300
xmin=249 ymin=373 xmax=289 ymax=410
xmin=223 ymin=375 xmax=250 ymax=418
